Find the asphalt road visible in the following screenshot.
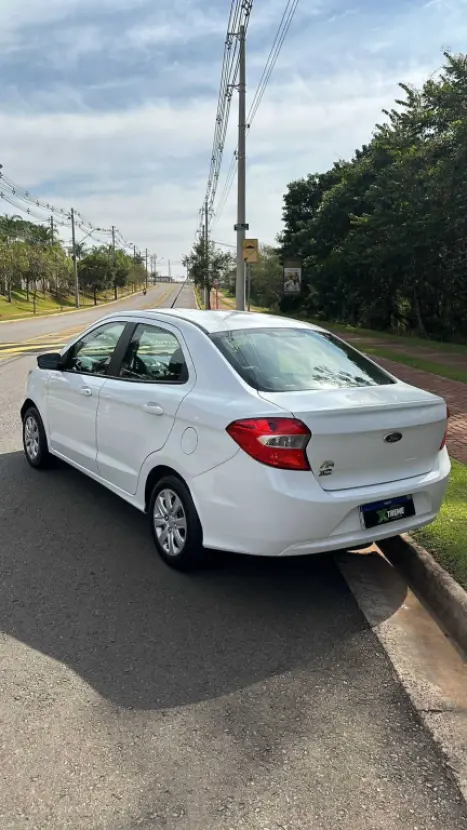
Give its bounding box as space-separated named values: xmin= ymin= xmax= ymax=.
xmin=1 ymin=285 xmax=466 ymax=830
xmin=0 ymin=282 xmax=192 ymax=346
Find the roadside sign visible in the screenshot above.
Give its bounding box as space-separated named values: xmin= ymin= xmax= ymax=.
xmin=243 ymin=238 xmax=259 ymax=263
xmin=213 ymin=279 xmax=220 ymax=288
xmin=234 ymin=222 xmax=249 ymax=231
xmin=283 ymin=260 xmax=302 ymax=295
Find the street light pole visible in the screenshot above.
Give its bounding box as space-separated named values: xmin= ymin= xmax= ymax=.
xmin=70 ymin=207 xmax=79 ymax=308
xmin=235 ymin=24 xmax=247 ymax=311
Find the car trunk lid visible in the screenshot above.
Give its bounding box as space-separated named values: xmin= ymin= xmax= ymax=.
xmin=259 ymin=383 xmax=447 ymax=491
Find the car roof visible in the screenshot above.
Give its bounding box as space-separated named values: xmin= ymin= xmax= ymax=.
xmin=108 ymin=308 xmax=327 ymax=335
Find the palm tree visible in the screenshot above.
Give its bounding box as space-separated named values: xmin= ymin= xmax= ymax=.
xmin=28 ymin=224 xmax=54 ymax=245
xmin=0 ymin=215 xmax=24 ymax=301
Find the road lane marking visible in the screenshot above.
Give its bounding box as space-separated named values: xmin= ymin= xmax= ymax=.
xmin=0 ymin=287 xmax=181 ymax=360
xmin=0 ymin=343 xmax=67 ymax=358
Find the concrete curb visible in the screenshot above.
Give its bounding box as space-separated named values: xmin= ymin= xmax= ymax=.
xmin=379 ymin=534 xmax=467 ymax=656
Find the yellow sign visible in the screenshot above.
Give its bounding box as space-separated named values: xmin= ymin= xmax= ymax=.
xmin=243 ymin=238 xmax=259 ymax=263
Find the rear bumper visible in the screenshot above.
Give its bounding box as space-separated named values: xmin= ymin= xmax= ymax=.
xmin=190 ymin=448 xmax=451 ymax=557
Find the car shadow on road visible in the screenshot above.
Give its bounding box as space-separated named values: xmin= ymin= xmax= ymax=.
xmin=0 ymin=450 xmax=408 ymax=711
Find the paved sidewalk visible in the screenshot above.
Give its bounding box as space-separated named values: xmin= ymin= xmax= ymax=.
xmin=212 ymin=292 xmax=467 ymax=465
xmin=371 ymin=357 xmax=467 ymax=464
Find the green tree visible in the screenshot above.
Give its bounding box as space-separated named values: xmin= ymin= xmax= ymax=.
xmin=78 ymin=247 xmax=112 ymax=305
xmin=183 ymin=239 xmax=233 ymax=310
xmin=249 ymin=246 xmax=283 ymax=309
xmin=0 ymin=216 xmax=76 ymax=309
xmin=279 ymin=52 xmax=467 ymax=342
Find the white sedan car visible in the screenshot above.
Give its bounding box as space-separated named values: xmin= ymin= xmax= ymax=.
xmin=21 ymin=309 xmax=450 ymax=570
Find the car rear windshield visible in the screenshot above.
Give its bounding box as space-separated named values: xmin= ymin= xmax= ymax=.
xmin=211 ymin=327 xmax=395 ymax=392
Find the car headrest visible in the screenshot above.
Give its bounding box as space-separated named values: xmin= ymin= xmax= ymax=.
xmin=168 ymin=348 xmax=188 ymax=382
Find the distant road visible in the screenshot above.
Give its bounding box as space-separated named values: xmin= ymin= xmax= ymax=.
xmin=0 ymin=283 xmax=192 ymax=346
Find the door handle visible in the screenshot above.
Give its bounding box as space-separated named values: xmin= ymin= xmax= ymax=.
xmin=143 ymin=402 xmax=164 ymax=415
xmin=80 ymin=386 xmax=92 ymax=397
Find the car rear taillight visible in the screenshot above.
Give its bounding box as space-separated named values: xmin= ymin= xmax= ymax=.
xmin=226 ymin=417 xmax=311 ymax=470
xmin=440 ymin=406 xmax=450 ymax=450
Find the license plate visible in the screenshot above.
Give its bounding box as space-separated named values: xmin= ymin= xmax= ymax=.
xmin=360 ymin=495 xmax=415 ymax=530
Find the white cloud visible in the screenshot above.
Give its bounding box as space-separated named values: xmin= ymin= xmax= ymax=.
xmin=0 ymin=65 xmax=431 ymax=272
xmin=2 ymin=0 xmax=467 ymax=276
xmin=0 ymin=0 xmax=147 ymax=31
xmin=127 ymin=8 xmax=226 ymax=48
xmin=0 ymin=0 xmax=224 ymax=53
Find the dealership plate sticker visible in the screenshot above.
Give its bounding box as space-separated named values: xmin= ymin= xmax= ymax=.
xmin=360 ymin=495 xmax=415 ymax=529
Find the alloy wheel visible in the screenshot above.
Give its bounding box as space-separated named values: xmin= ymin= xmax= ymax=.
xmin=24 ymin=415 xmax=40 ymax=462
xmin=153 ymin=488 xmax=188 ymax=557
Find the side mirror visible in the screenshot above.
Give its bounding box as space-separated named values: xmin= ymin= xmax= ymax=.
xmin=37 ymin=352 xmax=62 ymax=370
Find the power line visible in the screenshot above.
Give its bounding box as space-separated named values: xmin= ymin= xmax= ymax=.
xmin=0 ymin=192 xmax=121 ymax=254
xmin=206 ymin=2 xmax=243 ymax=200
xmin=0 ymin=190 xmax=69 ymax=226
xmin=196 ymin=0 xmax=254 ymax=240
xmin=0 ymin=171 xmax=135 ymax=249
xmin=0 ymin=173 xmax=94 ymax=229
xmin=247 ymin=0 xmax=299 ymax=128
xmin=0 ymin=174 xmax=68 ymax=217
xmin=211 ymin=0 xmax=300 ymax=230
xmin=0 ymin=189 xmax=115 ymax=245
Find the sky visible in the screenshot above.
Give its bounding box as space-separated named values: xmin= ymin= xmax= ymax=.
xmin=1 ymin=0 xmax=467 ymax=276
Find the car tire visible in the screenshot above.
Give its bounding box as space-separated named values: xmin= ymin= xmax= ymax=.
xmin=149 ymin=475 xmax=205 ymax=571
xmin=22 ymin=406 xmax=51 ymax=470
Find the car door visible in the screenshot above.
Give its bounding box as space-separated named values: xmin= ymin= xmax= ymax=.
xmin=46 ymin=321 xmax=127 ymax=472
xmin=96 ymin=322 xmax=195 ymax=494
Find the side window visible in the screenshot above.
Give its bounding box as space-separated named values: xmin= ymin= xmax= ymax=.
xmin=65 ymin=322 xmax=126 ymax=376
xmin=119 ymin=324 xmax=188 ymax=383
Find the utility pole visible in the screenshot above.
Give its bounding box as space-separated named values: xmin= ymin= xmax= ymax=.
xmin=70 ymin=208 xmax=79 ymax=308
xmin=50 ymin=215 xmax=57 ymax=298
xmin=145 ymin=248 xmax=148 ymax=289
xmin=111 ymin=226 xmax=117 ymax=299
xmin=133 ymin=244 xmax=137 ymax=292
xmin=204 ymin=198 xmax=210 ymax=309
xmin=235 ymin=24 xmax=246 ymax=311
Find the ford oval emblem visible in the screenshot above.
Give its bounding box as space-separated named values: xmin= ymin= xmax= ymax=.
xmin=384 ymin=432 xmax=403 ymax=444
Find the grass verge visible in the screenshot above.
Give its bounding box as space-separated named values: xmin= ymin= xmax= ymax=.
xmin=356 ymin=346 xmax=467 ymax=385
xmin=216 ymin=291 xmax=267 ymax=313
xmin=414 ymin=459 xmax=467 ymax=591
xmin=0 ymin=287 xmax=142 ymax=321
xmin=303 ymin=318 xmax=467 ymax=356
